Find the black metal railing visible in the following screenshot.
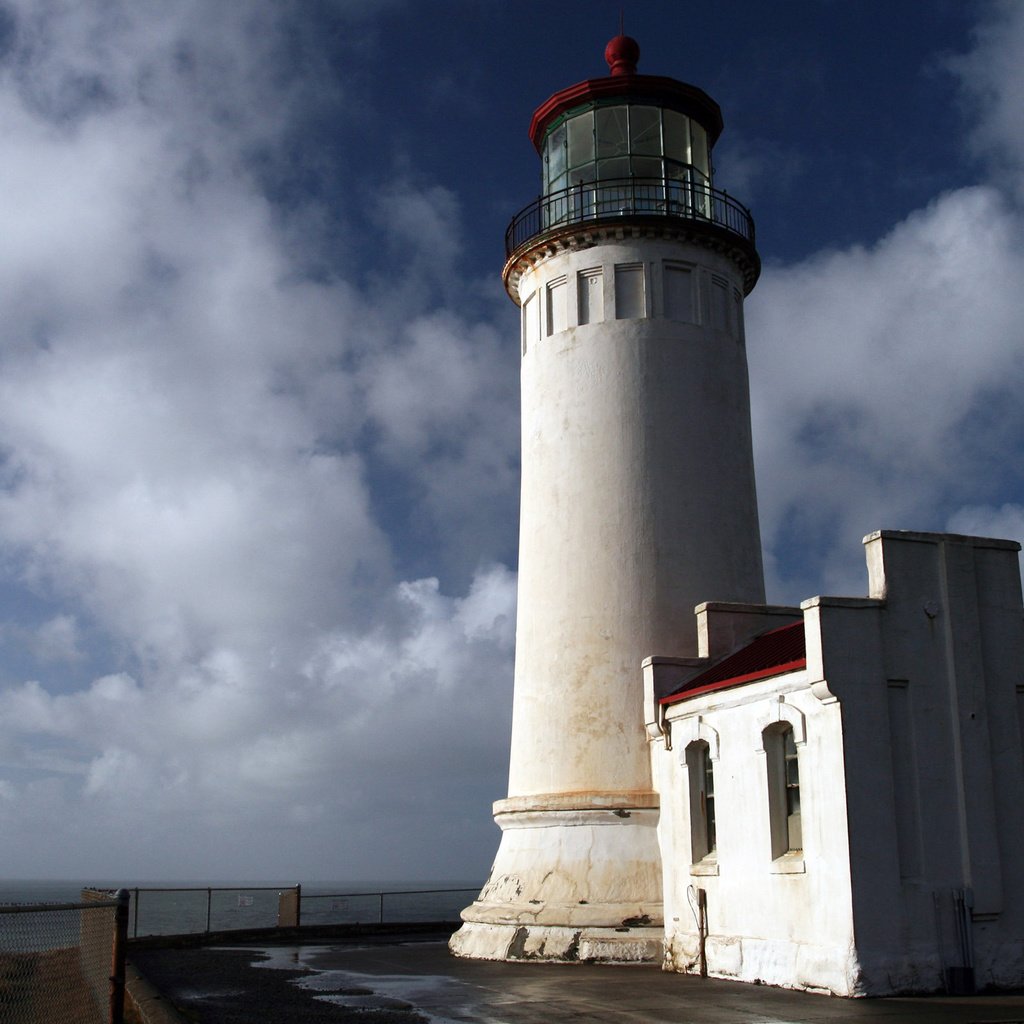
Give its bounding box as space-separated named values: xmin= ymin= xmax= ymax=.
xmin=125 ymin=884 xmax=479 ymax=939
xmin=505 ymin=176 xmax=755 ymax=258
xmin=129 ymin=885 xmax=290 ymax=939
xmin=299 ymin=887 xmax=479 ymax=928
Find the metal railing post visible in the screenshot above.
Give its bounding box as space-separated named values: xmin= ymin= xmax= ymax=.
xmin=379 ymin=892 xmax=384 ymax=924
xmin=295 ymin=883 xmax=301 ymax=928
xmin=206 ymin=887 xmax=212 ymax=933
xmin=132 ymin=887 xmax=139 ymax=939
xmin=109 ymin=889 xmax=129 ymax=1024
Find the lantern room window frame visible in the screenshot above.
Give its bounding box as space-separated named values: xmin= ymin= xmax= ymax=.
xmin=541 ymin=100 xmax=711 ymax=198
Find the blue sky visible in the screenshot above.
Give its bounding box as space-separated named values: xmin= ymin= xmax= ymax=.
xmin=0 ymin=0 xmax=1022 ymax=882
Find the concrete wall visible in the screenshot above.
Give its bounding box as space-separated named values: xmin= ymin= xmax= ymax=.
xmin=849 ymin=531 xmax=1024 ymax=992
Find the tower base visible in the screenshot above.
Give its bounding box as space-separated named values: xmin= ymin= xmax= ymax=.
xmin=450 ymin=792 xmax=663 ymax=963
xmin=449 ymin=921 xmax=663 ymax=963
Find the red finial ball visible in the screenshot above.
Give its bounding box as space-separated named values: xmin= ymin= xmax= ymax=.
xmin=604 ymin=34 xmax=640 ymax=76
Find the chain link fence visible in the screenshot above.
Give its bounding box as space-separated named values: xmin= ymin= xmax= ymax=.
xmin=0 ymin=890 xmax=128 ymax=1024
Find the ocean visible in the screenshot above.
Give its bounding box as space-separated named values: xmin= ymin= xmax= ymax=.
xmin=0 ymin=880 xmax=481 ymax=942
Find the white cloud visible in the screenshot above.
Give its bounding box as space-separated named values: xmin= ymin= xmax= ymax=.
xmin=750 ymin=185 xmax=1024 ymax=598
xmin=0 ymin=0 xmax=1022 ymax=885
xmin=951 ymin=0 xmax=1024 ymax=200
xmin=743 ymin=1 xmax=1024 ymax=600
xmin=0 ymin=0 xmax=518 ymax=880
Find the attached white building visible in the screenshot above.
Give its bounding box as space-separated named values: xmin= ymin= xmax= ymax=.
xmin=646 ymin=529 xmax=1024 ymax=995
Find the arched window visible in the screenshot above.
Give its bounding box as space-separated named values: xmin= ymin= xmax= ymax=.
xmin=686 ymin=740 xmax=716 ymax=863
xmin=764 ymin=723 xmax=801 ymax=858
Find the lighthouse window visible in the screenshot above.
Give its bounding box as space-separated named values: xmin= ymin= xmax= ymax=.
xmin=577 ymin=268 xmax=603 ymax=325
xmin=614 ymin=263 xmax=645 ymax=319
xmin=544 ymin=104 xmax=712 ymax=202
xmin=546 ymin=276 xmax=568 ymax=336
xmin=691 ymin=123 xmax=709 ymax=182
xmin=630 ymin=106 xmax=661 ymax=155
xmin=595 ymin=106 xmax=629 ymax=159
xmin=663 ymin=110 xmax=690 ymax=164
xmin=598 ymin=157 xmax=630 ymax=181
xmin=567 ymin=111 xmax=595 ymax=168
xmin=664 ymin=264 xmax=695 ymax=324
xmin=633 ymin=156 xmax=663 ymax=181
xmin=546 ymin=121 xmax=567 ymax=192
xmin=710 ymin=276 xmax=731 ymax=332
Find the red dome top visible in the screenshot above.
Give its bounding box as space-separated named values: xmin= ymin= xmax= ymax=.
xmin=527 ymin=34 xmax=723 ymax=153
xmin=604 ymin=34 xmax=640 ymax=76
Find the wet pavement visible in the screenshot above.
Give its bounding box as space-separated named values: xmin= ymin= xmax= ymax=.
xmin=131 ymin=934 xmax=1024 ymax=1023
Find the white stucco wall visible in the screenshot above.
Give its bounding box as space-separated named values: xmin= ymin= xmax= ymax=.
xmin=655 ymin=669 xmax=860 ymax=994
xmin=510 ymin=235 xmax=764 ymax=801
xmin=843 ymin=531 xmax=1024 ymax=993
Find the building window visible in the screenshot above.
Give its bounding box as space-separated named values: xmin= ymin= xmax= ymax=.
xmin=686 ymin=741 xmax=716 ymax=863
xmin=764 ymin=723 xmax=801 ymax=859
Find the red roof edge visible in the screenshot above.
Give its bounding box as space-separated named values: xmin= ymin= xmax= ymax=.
xmin=662 ymin=658 xmax=807 ymax=705
xmin=528 ymin=74 xmax=724 ymax=153
xmin=659 ymin=620 xmax=806 ymax=707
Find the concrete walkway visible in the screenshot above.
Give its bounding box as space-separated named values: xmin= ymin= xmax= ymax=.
xmin=132 ymin=935 xmax=1024 ymax=1023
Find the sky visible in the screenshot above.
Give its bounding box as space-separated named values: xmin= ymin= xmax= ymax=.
xmin=0 ymin=0 xmax=1022 ymax=883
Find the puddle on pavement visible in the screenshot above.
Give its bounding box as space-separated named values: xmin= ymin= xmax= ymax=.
xmin=231 ymin=946 xmax=476 ymax=1023
xmin=174 ymin=988 xmax=246 ymax=1001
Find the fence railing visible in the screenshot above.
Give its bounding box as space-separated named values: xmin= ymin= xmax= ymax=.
xmin=298 ymin=887 xmax=479 ymax=928
xmin=505 ymin=176 xmax=756 ymax=258
xmin=127 ymin=884 xmax=479 ymax=939
xmin=0 ymin=890 xmax=129 ymax=1024
xmin=129 ymin=884 xmax=289 ymax=939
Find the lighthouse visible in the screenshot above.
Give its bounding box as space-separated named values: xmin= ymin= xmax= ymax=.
xmin=451 ymin=35 xmax=765 ymax=963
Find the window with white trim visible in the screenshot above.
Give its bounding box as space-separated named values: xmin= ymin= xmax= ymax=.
xmin=764 ymin=723 xmax=802 ymax=858
xmin=686 ymin=740 xmax=716 ymax=863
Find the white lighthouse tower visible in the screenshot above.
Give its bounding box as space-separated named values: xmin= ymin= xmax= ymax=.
xmin=451 ymin=35 xmax=765 ymax=963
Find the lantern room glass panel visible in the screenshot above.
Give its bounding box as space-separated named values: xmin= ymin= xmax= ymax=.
xmin=567 ymin=111 xmax=595 ymax=170
xmin=663 ymin=110 xmax=690 ymax=165
xmin=595 ymin=106 xmax=629 ymax=159
xmin=541 ymin=103 xmax=716 ymax=217
xmin=630 ymin=106 xmax=661 ymax=155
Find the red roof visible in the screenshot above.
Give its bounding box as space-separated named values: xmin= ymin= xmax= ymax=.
xmin=660 ymin=621 xmax=806 ymax=706
xmin=529 ymin=75 xmax=724 ymax=153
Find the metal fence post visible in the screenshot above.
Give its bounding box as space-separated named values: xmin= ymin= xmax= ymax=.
xmin=206 ymin=887 xmax=212 ymax=933
xmin=132 ymin=887 xmax=139 ymax=939
xmin=109 ymin=889 xmax=129 ymax=1024
xmin=379 ymin=892 xmax=384 ymax=924
xmin=295 ymin=883 xmax=302 ymax=928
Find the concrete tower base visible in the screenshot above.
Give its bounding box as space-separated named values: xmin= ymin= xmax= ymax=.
xmin=449 ymin=792 xmax=663 ymax=963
